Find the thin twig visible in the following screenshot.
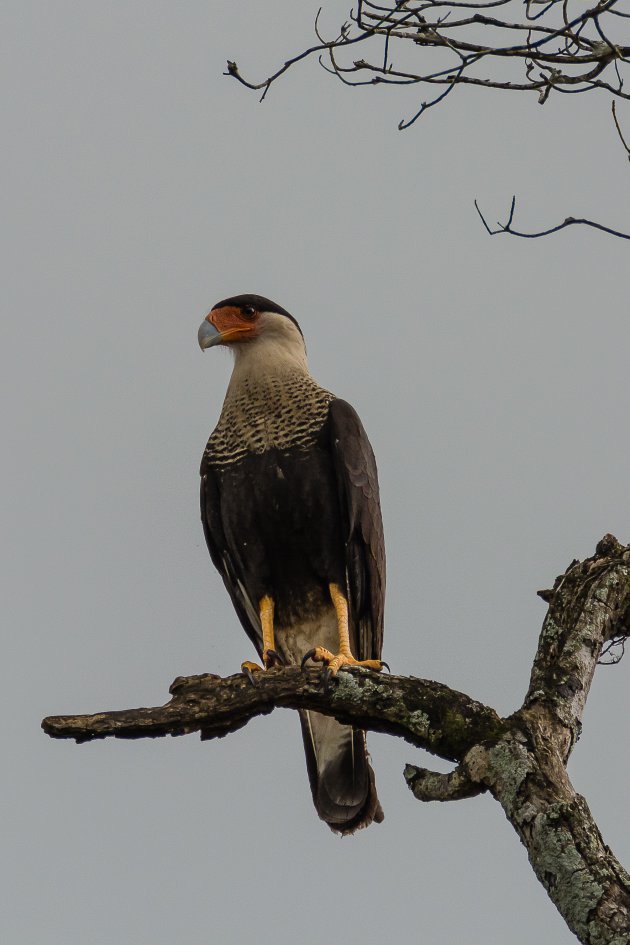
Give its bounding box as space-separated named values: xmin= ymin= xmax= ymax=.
xmin=225 ymin=0 xmax=630 ymax=122
xmin=474 ymin=196 xmax=630 ymax=240
xmin=612 ymin=100 xmax=630 ymax=158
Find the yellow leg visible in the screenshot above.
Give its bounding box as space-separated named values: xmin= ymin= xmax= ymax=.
xmin=260 ymin=594 xmax=276 ymax=666
xmin=330 ymin=583 xmax=352 ymax=657
xmin=241 ymin=595 xmax=283 ymax=678
xmin=303 ymin=583 xmax=385 ymax=677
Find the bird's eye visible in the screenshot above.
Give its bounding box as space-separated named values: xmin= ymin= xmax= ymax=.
xmin=242 ymin=305 xmax=256 ymax=319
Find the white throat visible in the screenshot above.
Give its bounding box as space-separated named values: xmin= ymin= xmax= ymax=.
xmin=206 ymin=312 xmax=334 ymax=467
xmin=228 ymin=311 xmax=310 ymax=392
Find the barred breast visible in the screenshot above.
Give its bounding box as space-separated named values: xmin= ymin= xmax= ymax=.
xmin=204 ymin=371 xmax=335 ymax=468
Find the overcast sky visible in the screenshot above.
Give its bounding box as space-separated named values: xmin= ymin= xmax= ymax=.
xmin=4 ymin=3 xmax=630 ymax=943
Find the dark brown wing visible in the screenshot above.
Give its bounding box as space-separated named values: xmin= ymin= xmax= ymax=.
xmin=327 ymin=398 xmax=385 ymax=661
xmin=200 ymin=464 xmax=263 ymax=656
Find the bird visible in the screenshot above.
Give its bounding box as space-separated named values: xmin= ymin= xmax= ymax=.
xmin=198 ymin=293 xmax=385 ymax=834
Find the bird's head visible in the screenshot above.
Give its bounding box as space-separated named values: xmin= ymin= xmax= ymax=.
xmin=198 ymin=294 xmax=307 ymax=374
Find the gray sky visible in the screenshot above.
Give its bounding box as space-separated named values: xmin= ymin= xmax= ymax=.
xmin=4 ymin=3 xmax=630 ymax=943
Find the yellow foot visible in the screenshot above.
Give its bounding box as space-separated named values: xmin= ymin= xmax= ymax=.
xmin=301 ymin=646 xmax=388 ymax=677
xmin=241 ymin=660 xmax=262 ymax=686
xmin=241 ymin=650 xmax=284 ymax=685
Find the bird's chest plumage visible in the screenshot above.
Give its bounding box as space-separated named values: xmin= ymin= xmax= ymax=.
xmin=203 ymin=373 xmax=345 ymax=623
xmin=204 ymin=372 xmax=334 ymax=468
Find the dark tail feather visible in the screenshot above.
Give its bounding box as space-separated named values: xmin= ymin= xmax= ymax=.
xmin=299 ymin=710 xmax=383 ymax=835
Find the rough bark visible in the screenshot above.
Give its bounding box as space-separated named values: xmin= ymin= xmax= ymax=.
xmin=42 ymin=536 xmax=630 ymax=945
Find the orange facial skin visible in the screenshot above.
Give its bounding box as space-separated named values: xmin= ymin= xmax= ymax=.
xmin=207 ymin=305 xmax=259 ymax=344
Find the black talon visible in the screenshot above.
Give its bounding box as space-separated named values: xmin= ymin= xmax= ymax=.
xmin=301 ymin=648 xmax=317 ymax=670
xmin=320 ymin=666 xmax=333 ymax=689
xmin=381 ymin=661 xmax=391 ymax=673
xmin=242 ymin=666 xmax=258 ymax=687
xmin=264 ymin=648 xmax=285 ymax=668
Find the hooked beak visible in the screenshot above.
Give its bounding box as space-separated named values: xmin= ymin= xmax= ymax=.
xmin=198 ymin=318 xmax=222 ymax=351
xmin=198 ymin=306 xmax=258 ymax=350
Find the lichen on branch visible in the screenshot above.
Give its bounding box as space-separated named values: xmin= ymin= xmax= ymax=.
xmin=42 ymin=536 xmax=630 ymax=944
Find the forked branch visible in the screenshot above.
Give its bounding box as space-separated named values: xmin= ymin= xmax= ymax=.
xmin=226 ymin=3 xmax=630 ymax=242
xmin=226 ymin=1 xmax=630 ymax=127
xmin=43 ymin=535 xmax=630 ymax=944
xmin=474 ymin=195 xmax=630 ymax=240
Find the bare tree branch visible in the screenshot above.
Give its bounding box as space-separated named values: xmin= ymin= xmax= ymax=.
xmin=474 ymin=195 xmax=630 ymax=239
xmin=226 ymin=2 xmax=630 ymax=242
xmin=612 ymin=99 xmax=630 ymax=158
xmin=42 ymin=536 xmax=630 ymax=944
xmin=42 ymin=666 xmax=502 ymax=758
xmin=226 ymin=0 xmax=630 ymax=122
